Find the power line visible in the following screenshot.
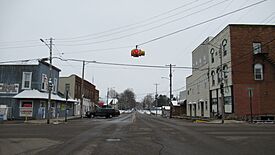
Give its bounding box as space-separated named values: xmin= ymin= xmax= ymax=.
xmin=56 ymin=0 xmax=200 ymax=41
xmin=0 ymin=39 xmax=39 ymax=45
xmin=64 ymin=46 xmax=132 ymax=55
xmin=57 ymin=0 xmax=231 ymax=46
xmin=0 ymin=44 xmax=43 ymax=50
xmin=56 ymin=0 xmax=216 ymax=43
xmin=59 ymin=58 xmax=195 ymax=69
xmin=138 ymin=0 xmax=267 ymax=46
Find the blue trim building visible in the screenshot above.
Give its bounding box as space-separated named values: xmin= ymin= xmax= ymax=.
xmin=0 ymin=60 xmax=76 ymax=120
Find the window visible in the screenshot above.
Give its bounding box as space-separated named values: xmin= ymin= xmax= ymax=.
xmin=65 ymin=84 xmax=70 ymax=91
xmin=222 ymin=39 xmax=227 ymax=56
xmin=211 ymin=71 xmax=215 ymax=86
xmin=210 ymin=48 xmax=215 ymax=63
xmin=22 ymin=72 xmax=32 ymax=89
xmin=53 ymin=78 xmax=58 ymax=93
xmin=41 ymin=74 xmax=47 ymax=91
xmin=197 ymin=84 xmax=200 ymax=94
xmin=253 ymin=42 xmax=262 ymax=54
xmin=216 ymin=67 xmax=221 ymax=83
xmin=223 ymin=65 xmax=228 ymax=79
xmin=205 ymin=101 xmax=208 ymax=110
xmin=254 ymin=64 xmax=263 ymax=80
xmin=203 ymin=56 xmax=206 ymax=64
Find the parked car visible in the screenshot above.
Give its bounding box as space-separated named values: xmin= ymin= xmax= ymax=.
xmin=86 ymin=108 xmax=120 ymax=118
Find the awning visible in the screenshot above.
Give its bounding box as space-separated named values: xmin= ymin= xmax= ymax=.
xmin=13 ymin=89 xmax=78 ymax=103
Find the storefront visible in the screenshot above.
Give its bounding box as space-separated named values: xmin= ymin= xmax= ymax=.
xmin=13 ymin=89 xmax=77 ymax=120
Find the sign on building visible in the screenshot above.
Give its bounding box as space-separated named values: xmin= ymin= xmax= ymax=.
xmin=0 ymin=83 xmax=19 ymax=94
xmin=20 ymin=101 xmax=33 ymax=117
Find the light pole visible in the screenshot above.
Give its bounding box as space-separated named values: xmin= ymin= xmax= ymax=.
xmin=154 ymin=83 xmax=159 ymax=116
xmin=40 ymin=38 xmax=53 ymax=124
xmin=106 ymin=87 xmax=115 ymax=108
xmin=163 ymin=64 xmax=175 ymax=118
xmin=80 ymin=61 xmax=85 ymax=118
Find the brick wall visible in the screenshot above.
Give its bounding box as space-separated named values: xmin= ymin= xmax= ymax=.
xmin=230 ymin=25 xmax=275 ymax=117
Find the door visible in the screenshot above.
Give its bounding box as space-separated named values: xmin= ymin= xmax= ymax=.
xmin=201 ymin=102 xmax=204 ymax=117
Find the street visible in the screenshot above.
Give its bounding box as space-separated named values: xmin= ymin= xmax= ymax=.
xmin=0 ymin=112 xmax=275 ymax=155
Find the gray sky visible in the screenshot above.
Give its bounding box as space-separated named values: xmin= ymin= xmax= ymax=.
xmin=1 ymin=0 xmax=274 ymax=101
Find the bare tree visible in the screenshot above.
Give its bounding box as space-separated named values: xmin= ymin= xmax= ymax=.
xmin=117 ymin=88 xmax=136 ymax=110
xmin=142 ymin=94 xmax=154 ymax=110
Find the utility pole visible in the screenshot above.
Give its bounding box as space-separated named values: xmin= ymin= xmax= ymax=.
xmin=166 ymin=64 xmax=175 ymax=118
xmin=154 ymin=83 xmax=159 ymax=116
xmin=40 ymin=38 xmax=53 ymax=124
xmin=219 ymin=44 xmax=225 ymax=124
xmin=80 ymin=61 xmax=85 ymax=118
xmin=106 ymin=88 xmax=109 ymax=108
xmin=47 ymin=38 xmax=53 ymax=124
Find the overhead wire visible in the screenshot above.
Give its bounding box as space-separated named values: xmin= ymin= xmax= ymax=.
xmin=56 ymin=0 xmax=200 ymax=41
xmin=138 ymin=0 xmax=267 ymax=46
xmin=57 ymin=0 xmax=232 ymax=46
xmin=56 ymin=0 xmax=215 ymax=43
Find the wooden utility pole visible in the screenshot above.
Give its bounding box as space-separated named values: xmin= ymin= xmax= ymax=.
xmin=154 ymin=83 xmax=159 ymax=116
xmin=80 ymin=61 xmax=85 ymax=118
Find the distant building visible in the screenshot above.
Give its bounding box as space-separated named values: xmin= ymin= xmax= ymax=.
xmin=0 ymin=60 xmax=76 ymax=120
xmin=59 ymin=74 xmax=99 ymax=116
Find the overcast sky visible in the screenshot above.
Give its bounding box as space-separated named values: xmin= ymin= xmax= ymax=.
xmin=1 ymin=0 xmax=274 ymax=101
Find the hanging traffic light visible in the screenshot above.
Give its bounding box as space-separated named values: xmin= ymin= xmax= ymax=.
xmin=131 ymin=46 xmax=145 ymax=57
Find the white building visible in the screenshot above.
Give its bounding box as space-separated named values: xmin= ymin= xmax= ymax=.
xmin=186 ymin=37 xmax=211 ymax=118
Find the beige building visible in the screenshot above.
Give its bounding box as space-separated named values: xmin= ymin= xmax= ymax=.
xmin=186 ymin=37 xmax=211 ymax=118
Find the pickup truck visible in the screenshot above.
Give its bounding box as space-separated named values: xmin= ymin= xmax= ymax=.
xmin=86 ymin=108 xmax=120 ymax=118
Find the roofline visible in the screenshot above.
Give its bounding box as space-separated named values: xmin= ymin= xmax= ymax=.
xmin=228 ymin=23 xmax=275 ymax=27
xmin=39 ymin=60 xmax=61 ymax=72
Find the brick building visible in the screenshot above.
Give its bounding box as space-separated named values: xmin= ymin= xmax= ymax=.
xmin=186 ymin=24 xmax=275 ymax=120
xmin=209 ymin=24 xmax=275 ymax=120
xmin=59 ymin=74 xmax=99 ymax=116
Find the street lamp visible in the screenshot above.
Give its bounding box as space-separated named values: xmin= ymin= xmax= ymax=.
xmin=40 ymin=38 xmax=53 ymax=124
xmin=106 ymin=87 xmax=115 ymax=108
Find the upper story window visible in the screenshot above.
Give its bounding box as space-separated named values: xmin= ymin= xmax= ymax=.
xmin=253 ymin=42 xmax=262 ymax=54
xmin=210 ymin=48 xmax=215 ymax=63
xmin=53 ymin=78 xmax=58 ymax=93
xmin=22 ymin=72 xmax=32 ymax=89
xmin=254 ymin=63 xmax=263 ymax=80
xmin=223 ymin=64 xmax=229 ymax=79
xmin=211 ymin=70 xmax=215 ymax=86
xmin=216 ymin=67 xmax=221 ymax=84
xmin=41 ymin=74 xmax=47 ymax=91
xmin=222 ymin=39 xmax=227 ymax=56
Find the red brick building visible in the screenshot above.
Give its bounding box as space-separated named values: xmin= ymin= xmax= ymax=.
xmin=209 ymin=24 xmax=275 ymax=120
xmin=59 ymin=74 xmax=99 ymax=115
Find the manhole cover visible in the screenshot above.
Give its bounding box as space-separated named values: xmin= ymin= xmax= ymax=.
xmin=106 ymin=138 xmax=121 ymax=142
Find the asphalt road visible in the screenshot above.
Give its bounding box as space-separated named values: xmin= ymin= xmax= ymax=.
xmin=0 ymin=112 xmax=275 ymax=155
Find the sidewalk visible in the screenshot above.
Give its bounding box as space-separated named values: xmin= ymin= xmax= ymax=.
xmin=203 ymin=119 xmax=246 ymax=124
xmin=1 ymin=115 xmax=82 ymax=124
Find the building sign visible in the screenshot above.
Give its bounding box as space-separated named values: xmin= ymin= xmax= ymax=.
xmin=0 ymin=83 xmax=19 ymax=94
xmin=20 ymin=101 xmax=33 ymax=117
